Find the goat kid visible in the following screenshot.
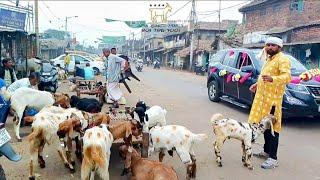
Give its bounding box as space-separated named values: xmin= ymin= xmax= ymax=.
xmin=148 ymin=125 xmax=208 ymax=179
xmin=81 ymin=124 xmax=113 ymax=180
xmin=27 ymin=106 xmax=85 ymax=179
xmin=134 ymin=101 xmax=167 ymax=132
xmin=9 ymin=87 xmax=70 ymax=141
xmin=210 ymin=113 xmax=276 ymax=170
xmin=119 ymin=145 xmax=178 ymax=180
xmin=70 ymin=95 xmax=103 ymax=113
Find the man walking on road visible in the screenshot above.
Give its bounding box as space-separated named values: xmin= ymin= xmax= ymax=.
xmin=248 ymin=37 xmax=291 ymax=169
xmin=103 ymin=48 xmax=127 ymax=108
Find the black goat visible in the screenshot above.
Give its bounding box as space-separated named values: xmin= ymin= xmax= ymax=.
xmin=70 ymin=95 xmax=103 ymax=113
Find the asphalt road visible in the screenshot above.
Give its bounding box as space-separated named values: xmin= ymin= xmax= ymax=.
xmin=2 ymin=67 xmax=320 ymax=180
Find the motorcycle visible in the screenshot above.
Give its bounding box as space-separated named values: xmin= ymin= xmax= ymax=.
xmin=38 ymin=60 xmax=59 ymax=93
xmin=153 ymin=60 xmax=160 ymax=69
xmin=194 ymin=62 xmax=206 ymax=76
xmin=135 ymin=61 xmax=143 ymax=72
xmin=0 ymin=123 xmax=22 ymax=179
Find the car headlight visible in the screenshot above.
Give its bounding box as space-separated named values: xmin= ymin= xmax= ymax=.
xmin=284 ymin=91 xmax=306 ymax=105
xmin=286 ymin=83 xmax=310 ymax=94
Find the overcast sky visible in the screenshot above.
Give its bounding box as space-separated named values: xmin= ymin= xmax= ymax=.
xmin=12 ymin=0 xmax=247 ymax=47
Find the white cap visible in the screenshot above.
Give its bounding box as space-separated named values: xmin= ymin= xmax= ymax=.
xmin=265 ymin=37 xmax=283 ymax=48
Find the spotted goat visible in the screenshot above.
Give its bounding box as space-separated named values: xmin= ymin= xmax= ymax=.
xmin=148 ymin=125 xmax=208 ymax=179
xmin=210 ymin=113 xmax=276 ymax=170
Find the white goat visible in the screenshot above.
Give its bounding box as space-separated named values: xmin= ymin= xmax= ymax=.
xmin=210 ymin=113 xmax=275 ymax=170
xmin=81 ymin=124 xmax=113 ymax=180
xmin=134 ymin=105 xmax=167 ymax=132
xmin=9 ymin=87 xmax=70 ymax=141
xmin=28 ymin=106 xmax=86 ymax=179
xmin=148 ymin=125 xmax=207 ymax=179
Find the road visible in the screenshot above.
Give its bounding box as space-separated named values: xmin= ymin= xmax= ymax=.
xmin=2 ymin=67 xmax=320 ymax=180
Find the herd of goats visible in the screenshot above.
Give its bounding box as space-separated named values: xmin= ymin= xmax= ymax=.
xmin=3 ymin=82 xmax=276 ymax=180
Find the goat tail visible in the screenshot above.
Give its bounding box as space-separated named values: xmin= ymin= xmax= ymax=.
xmin=210 ymin=113 xmax=224 ymax=125
xmin=192 ymin=133 xmax=208 ymax=143
xmin=28 ymin=127 xmax=43 ymax=142
xmin=84 ymin=145 xmax=105 ymax=167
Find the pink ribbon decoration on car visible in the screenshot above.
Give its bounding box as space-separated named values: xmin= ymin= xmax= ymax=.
xmin=239 ymin=72 xmax=252 ymax=84
xmin=210 ymin=67 xmax=218 ymax=73
xmin=226 ymin=73 xmax=233 ymax=83
xmin=314 ymin=75 xmax=320 ymax=82
xmin=290 ymin=76 xmax=301 ymax=84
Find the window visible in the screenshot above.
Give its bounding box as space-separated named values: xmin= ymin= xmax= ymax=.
xmin=59 ymin=55 xmax=65 ymax=60
xmin=74 ymin=55 xmax=87 ymax=64
xmin=209 ymin=50 xmax=226 ymax=64
xmin=290 ymin=0 xmax=304 ymax=12
xmin=222 ymin=51 xmax=238 ymax=68
xmin=237 ymin=52 xmax=253 ymax=69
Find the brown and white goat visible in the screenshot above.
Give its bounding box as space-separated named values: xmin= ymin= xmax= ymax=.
xmin=81 ymin=124 xmax=113 ymax=180
xmin=119 ymin=145 xmax=178 ymax=180
xmin=27 ymin=106 xmax=85 ymax=180
xmin=210 ymin=113 xmax=276 ymax=170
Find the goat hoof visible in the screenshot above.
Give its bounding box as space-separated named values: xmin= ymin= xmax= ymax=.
xmin=40 ymin=163 xmax=46 ymax=168
xmin=17 ymin=138 xmax=22 ymax=142
xmin=242 ymin=157 xmax=245 ymax=163
xmin=217 ymin=163 xmax=222 ymax=167
xmin=64 ymin=163 xmax=69 ymax=168
xmin=248 ymin=166 xmax=254 ymax=170
xmin=71 ymin=161 xmax=75 ymax=166
xmin=29 ymin=176 xmax=35 ymax=180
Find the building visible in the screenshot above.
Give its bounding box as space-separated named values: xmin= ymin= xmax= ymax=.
xmin=239 ymin=0 xmax=320 ymax=68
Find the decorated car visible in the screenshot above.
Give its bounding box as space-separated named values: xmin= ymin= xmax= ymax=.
xmin=207 ymin=48 xmax=320 ymax=119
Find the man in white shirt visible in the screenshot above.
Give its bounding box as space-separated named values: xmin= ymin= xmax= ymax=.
xmin=7 ymin=72 xmax=39 ymax=94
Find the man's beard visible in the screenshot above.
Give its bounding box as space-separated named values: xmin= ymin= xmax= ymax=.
xmin=266 ymin=49 xmax=279 ymax=57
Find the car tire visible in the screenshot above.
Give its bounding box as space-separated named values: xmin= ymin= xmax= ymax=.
xmin=93 ymin=67 xmax=100 ymax=75
xmin=208 ymin=80 xmax=221 ymax=102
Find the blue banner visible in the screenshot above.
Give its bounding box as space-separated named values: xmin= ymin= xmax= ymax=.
xmin=0 ymin=8 xmax=26 ymax=31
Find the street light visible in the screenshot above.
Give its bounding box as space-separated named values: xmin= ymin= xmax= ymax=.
xmin=65 ymin=15 xmax=78 ymax=34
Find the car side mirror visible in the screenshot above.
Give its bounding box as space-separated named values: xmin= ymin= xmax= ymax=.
xmin=241 ymin=65 xmax=254 ymax=73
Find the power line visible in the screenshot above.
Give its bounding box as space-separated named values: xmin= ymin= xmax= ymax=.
xmin=168 ymin=0 xmax=192 ymax=18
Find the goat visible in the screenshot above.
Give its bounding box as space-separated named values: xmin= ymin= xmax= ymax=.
xmin=9 ymin=87 xmax=70 ymax=141
xmin=81 ymin=124 xmax=113 ymax=180
xmin=134 ymin=101 xmax=167 ymax=132
xmin=119 ymin=145 xmax=178 ymax=180
xmin=210 ymin=113 xmax=276 ymax=170
xmin=148 ymin=125 xmax=208 ymax=179
xmin=57 ymin=112 xmax=111 ymax=160
xmin=27 ymin=106 xmax=85 ymax=179
xmin=70 ymin=95 xmax=103 ymax=113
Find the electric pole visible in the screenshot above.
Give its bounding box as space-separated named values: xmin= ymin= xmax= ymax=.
xmin=34 ymin=0 xmax=39 ymax=56
xmin=189 ymin=0 xmax=196 ymax=71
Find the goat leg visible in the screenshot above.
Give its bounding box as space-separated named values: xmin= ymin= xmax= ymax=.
xmin=241 ymin=141 xmax=247 ymax=167
xmin=159 ymin=150 xmax=165 ymax=162
xmin=213 ymin=141 xmax=223 ymax=167
xmin=38 ymin=140 xmax=46 ymax=168
xmin=75 ymin=136 xmax=83 ymax=160
xmin=244 ymin=141 xmax=254 ymax=170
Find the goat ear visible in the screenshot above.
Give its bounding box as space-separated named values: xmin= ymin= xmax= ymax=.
xmin=268 ymin=118 xmax=275 ymax=137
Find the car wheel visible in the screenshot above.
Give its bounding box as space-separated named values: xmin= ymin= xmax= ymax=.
xmin=93 ymin=67 xmax=100 ymax=75
xmin=208 ymin=80 xmax=221 ymax=102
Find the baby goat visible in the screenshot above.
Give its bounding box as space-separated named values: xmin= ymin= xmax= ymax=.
xmin=119 ymin=145 xmax=178 ymax=180
xmin=210 ymin=113 xmax=276 ymax=170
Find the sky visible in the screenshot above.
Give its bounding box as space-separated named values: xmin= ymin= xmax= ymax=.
xmin=4 ymin=0 xmax=248 ymax=47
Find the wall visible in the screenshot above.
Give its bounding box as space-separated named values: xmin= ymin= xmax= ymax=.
xmin=243 ymin=0 xmax=320 ymax=32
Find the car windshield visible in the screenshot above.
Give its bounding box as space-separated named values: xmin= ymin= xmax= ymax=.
xmin=252 ymin=50 xmax=307 ymax=76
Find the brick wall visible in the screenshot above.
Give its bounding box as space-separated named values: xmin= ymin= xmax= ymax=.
xmin=291 ymin=25 xmax=320 ymax=42
xmin=243 ymin=0 xmax=320 ymax=32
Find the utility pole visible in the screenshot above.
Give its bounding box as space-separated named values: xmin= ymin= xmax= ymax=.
xmin=189 ymin=0 xmax=196 ymax=71
xmin=34 ymin=0 xmax=39 ymax=56
xmin=218 ymin=0 xmax=221 ymax=34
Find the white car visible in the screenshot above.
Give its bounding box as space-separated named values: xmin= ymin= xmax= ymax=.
xmin=50 ymin=54 xmax=105 ymax=75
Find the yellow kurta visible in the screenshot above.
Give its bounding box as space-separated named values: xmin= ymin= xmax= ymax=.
xmin=248 ymin=52 xmax=291 ymax=133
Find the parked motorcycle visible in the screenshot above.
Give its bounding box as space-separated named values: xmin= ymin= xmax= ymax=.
xmin=194 ymin=62 xmax=206 ymax=76
xmin=0 ymin=123 xmax=22 ymax=179
xmin=38 ymin=60 xmax=58 ymax=93
xmin=153 ymin=60 xmax=160 ymax=69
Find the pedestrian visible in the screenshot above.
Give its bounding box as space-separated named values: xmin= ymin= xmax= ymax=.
xmin=0 ymin=57 xmax=17 ymax=87
xmin=0 ymin=78 xmax=10 ymax=124
xmin=64 ymin=52 xmax=71 ymax=74
xmin=111 ymin=47 xmax=117 ymax=55
xmin=7 ymin=72 xmax=40 ymax=94
xmin=248 ymin=37 xmax=291 ymax=169
xmin=84 ymin=63 xmax=94 ymax=80
xmin=102 ymin=48 xmax=127 ymax=108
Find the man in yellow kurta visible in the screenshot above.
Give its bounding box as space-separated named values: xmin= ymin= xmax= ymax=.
xmin=248 ymin=37 xmax=291 ymax=169
xmin=64 ymin=52 xmax=71 ymax=74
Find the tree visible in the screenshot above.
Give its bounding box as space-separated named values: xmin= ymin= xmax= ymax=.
xmin=43 ymin=29 xmax=71 ymax=40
